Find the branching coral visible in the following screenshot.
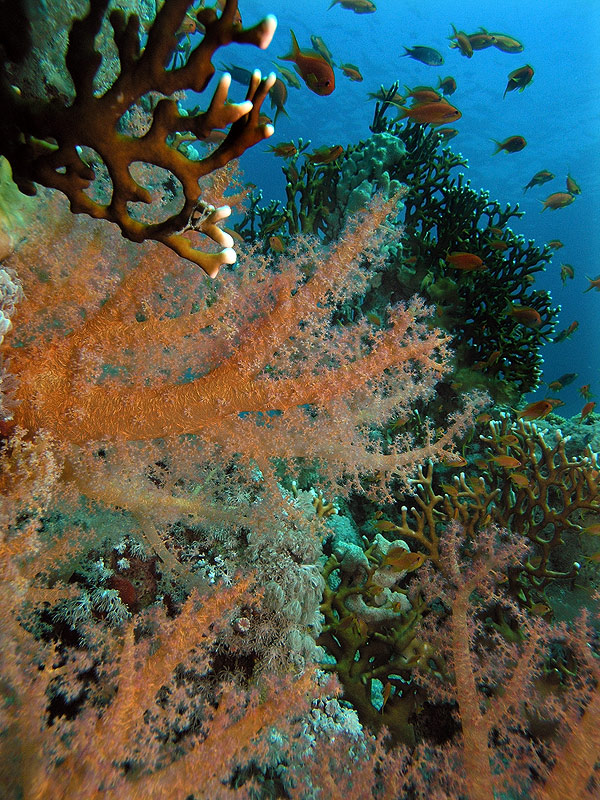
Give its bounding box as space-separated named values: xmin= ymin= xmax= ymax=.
xmin=0 ymin=0 xmax=277 ymax=275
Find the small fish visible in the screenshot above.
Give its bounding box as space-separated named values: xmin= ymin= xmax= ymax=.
xmin=381 ymin=681 xmax=392 ymax=711
xmin=580 ymin=401 xmax=597 ymax=421
xmin=529 ymin=603 xmax=552 ymax=617
xmin=580 ymin=524 xmax=600 ymax=536
xmin=401 ymin=45 xmax=444 ymax=66
xmin=275 ymin=64 xmax=302 ymax=89
xmin=442 ymin=454 xmax=468 ymax=468
xmin=490 ymin=32 xmax=525 ymax=53
xmin=305 ymin=144 xmax=344 ymax=164
xmin=448 ymin=25 xmax=473 ymax=58
xmin=373 ymin=520 xmax=400 ymax=532
xmin=446 ymin=251 xmax=484 ymax=271
xmin=553 ymin=319 xmax=578 ymax=342
xmin=523 ymin=170 xmax=554 ymax=192
xmin=269 ymin=78 xmax=289 ymax=123
xmin=405 ymin=86 xmax=443 ymax=103
xmin=584 ymin=275 xmax=600 ymax=292
xmin=516 ymin=400 xmax=553 ymax=420
xmin=438 ymin=76 xmax=457 ymax=95
xmin=280 ymin=31 xmax=335 ymax=95
xmin=267 ymin=141 xmax=297 ymax=157
xmin=579 ymin=384 xmax=592 ymax=400
xmin=310 ymin=35 xmax=335 ymax=66
xmin=566 ymin=174 xmax=581 ymax=195
xmin=381 ymin=548 xmax=426 ymax=572
xmin=509 ymin=305 xmax=542 ymax=326
xmin=436 ymin=127 xmax=459 ymax=141
xmin=559 ymin=263 xmax=575 ymax=285
xmin=491 ymin=455 xmax=522 ymax=468
xmin=547 ymin=240 xmax=563 ymax=249
xmin=268 ymin=235 xmax=286 ymax=253
xmin=492 ymin=135 xmax=527 ymax=154
xmin=368 ymin=91 xmax=405 ymax=111
xmin=541 ymin=192 xmax=575 ymax=211
xmin=546 ymin=379 xmax=563 ymax=391
xmin=487 ymin=239 xmax=509 ymax=251
xmin=340 ymin=63 xmax=363 ymax=82
xmin=396 ymin=101 xmax=461 ymax=125
xmin=366 ymin=312 xmax=383 ymax=326
xmin=467 ymin=30 xmax=497 ymax=50
xmin=503 ymin=64 xmax=534 ymax=98
xmin=553 ymin=372 xmax=578 ymax=388
xmin=329 ymin=0 xmax=376 ymax=13
xmin=510 ymin=473 xmax=530 ymax=488
xmin=220 ymin=62 xmax=254 ymax=85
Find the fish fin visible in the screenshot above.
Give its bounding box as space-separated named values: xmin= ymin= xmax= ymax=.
xmin=279 ymin=30 xmax=300 ymax=62
xmin=401 ymin=46 xmax=411 ymax=57
xmin=491 ymin=139 xmax=502 ymax=154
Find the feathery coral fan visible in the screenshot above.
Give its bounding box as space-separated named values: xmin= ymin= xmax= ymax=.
xmin=1 ymin=191 xmax=471 ymax=501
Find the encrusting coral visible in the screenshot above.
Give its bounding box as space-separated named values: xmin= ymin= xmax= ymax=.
xmin=0 ymin=0 xmax=277 ymax=275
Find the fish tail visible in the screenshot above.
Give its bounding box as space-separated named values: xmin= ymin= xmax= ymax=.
xmin=491 ymin=139 xmax=502 ymax=154
xmin=328 ymin=0 xmax=339 ymax=7
xmin=401 ymin=47 xmax=411 ymax=57
xmin=584 ymin=277 xmax=593 ymax=292
xmin=280 ymin=30 xmax=300 ymax=62
xmin=395 ymin=106 xmax=409 ymax=120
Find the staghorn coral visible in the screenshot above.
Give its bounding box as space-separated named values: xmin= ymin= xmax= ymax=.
xmin=0 ymin=0 xmax=277 ymax=275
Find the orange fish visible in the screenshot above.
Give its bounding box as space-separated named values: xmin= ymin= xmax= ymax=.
xmin=381 ymin=548 xmax=426 ymax=573
xmin=449 ymin=24 xmax=473 ymax=57
xmin=523 ymin=170 xmax=554 ymax=192
xmin=269 ymin=78 xmax=289 ymax=123
xmin=280 ymin=31 xmax=335 ymax=95
xmin=584 ymin=275 xmax=600 ymax=293
xmin=579 ymin=384 xmax=592 ymax=400
xmin=306 ymin=144 xmax=344 ymax=164
xmin=510 ymin=473 xmax=529 ymax=488
xmin=467 ymin=31 xmax=497 ymax=50
xmin=442 ymin=454 xmax=468 ymax=468
xmin=267 ymin=141 xmax=297 ymax=157
xmin=580 ymin=524 xmax=600 ymax=536
xmin=503 ymin=65 xmax=534 ymax=98
xmin=547 ymin=240 xmax=563 ymax=249
xmin=491 ymin=455 xmax=521 ymax=469
xmin=340 ymin=63 xmax=363 ymax=82
xmin=492 ymin=135 xmax=527 ymax=154
xmin=516 ymin=400 xmax=553 ymax=420
xmin=490 ymin=32 xmax=524 ymax=53
xmin=438 ymin=76 xmax=457 ymax=95
xmin=405 ymin=86 xmax=443 ymax=103
xmin=509 ymin=305 xmax=542 ymax=326
xmin=396 ymin=101 xmax=461 ymax=125
xmin=566 ymin=174 xmax=581 ymax=195
xmin=487 ymin=239 xmax=509 ymax=251
xmin=446 ymin=252 xmax=484 ymax=271
xmin=269 ymin=235 xmax=285 ymax=253
xmin=560 ymin=263 xmax=575 ymax=284
xmin=437 ymin=127 xmax=459 ymax=141
xmin=329 ymin=0 xmax=376 ymax=12
xmin=541 ymin=192 xmax=575 ymax=211
xmin=580 ymin=401 xmax=596 ymax=421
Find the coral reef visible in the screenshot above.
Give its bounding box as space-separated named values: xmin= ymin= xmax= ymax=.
xmin=0 ymin=0 xmax=277 ymax=274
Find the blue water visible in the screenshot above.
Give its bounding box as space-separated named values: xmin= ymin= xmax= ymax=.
xmin=200 ymin=0 xmax=600 ymax=416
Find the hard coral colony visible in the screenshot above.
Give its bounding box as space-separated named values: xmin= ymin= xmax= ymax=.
xmin=0 ymin=1 xmax=599 ymax=800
